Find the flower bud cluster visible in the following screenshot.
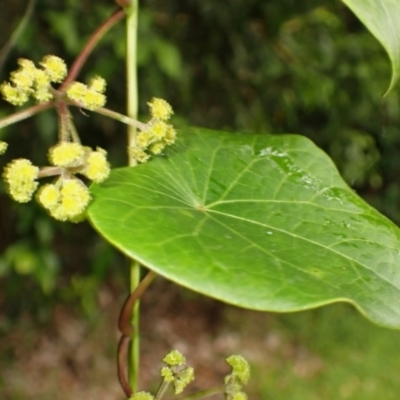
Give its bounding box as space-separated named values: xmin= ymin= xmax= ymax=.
xmin=66 ymin=76 xmax=106 ymax=110
xmin=2 ymin=141 xmax=110 ymax=222
xmin=224 ymin=355 xmax=250 ymax=400
xmin=160 ymin=350 xmax=194 ymax=395
xmin=0 ymin=56 xmax=67 ymax=105
xmin=129 ymin=98 xmax=177 ymax=164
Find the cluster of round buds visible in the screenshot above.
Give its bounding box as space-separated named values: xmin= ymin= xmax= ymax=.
xmin=0 ymin=56 xmax=67 ymax=105
xmin=66 ymin=76 xmax=106 ymax=111
xmin=224 ymin=355 xmax=250 ymax=400
xmin=38 ymin=179 xmax=90 ymax=222
xmin=3 ymin=159 xmax=39 ymax=202
xmin=129 ymin=98 xmax=177 ymax=164
xmin=160 ymin=350 xmax=194 ymax=395
xmin=2 ymin=142 xmax=110 ymax=222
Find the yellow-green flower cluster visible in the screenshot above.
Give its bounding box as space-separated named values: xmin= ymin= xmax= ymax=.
xmin=3 ymin=141 xmax=110 ymax=222
xmin=224 ymin=355 xmax=250 ymax=400
xmin=161 ymin=350 xmax=194 ymax=395
xmin=49 ymin=142 xmax=85 ymax=167
xmin=3 ymin=159 xmax=39 ymax=202
xmin=226 ymin=355 xmax=250 ymax=385
xmin=0 ymin=141 xmax=8 ymax=155
xmin=0 ymin=56 xmax=67 ymax=105
xmin=38 ymin=179 xmax=90 ymax=221
xmin=48 ymin=142 xmax=110 ymax=183
xmin=66 ymin=76 xmax=106 ymax=111
xmin=129 ymin=98 xmax=177 ymax=164
xmin=163 ymin=350 xmax=186 ymax=366
xmin=147 ymin=98 xmax=173 ymax=121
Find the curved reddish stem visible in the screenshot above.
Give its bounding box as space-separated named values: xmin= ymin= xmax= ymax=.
xmin=60 ymin=8 xmax=125 ymax=90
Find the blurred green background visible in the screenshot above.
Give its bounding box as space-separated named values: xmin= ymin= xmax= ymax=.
xmin=1 ymin=0 xmax=400 ymax=399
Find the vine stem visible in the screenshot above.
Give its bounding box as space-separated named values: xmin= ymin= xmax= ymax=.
xmin=59 ymin=8 xmax=125 ymax=90
xmin=125 ymin=0 xmax=140 ymax=394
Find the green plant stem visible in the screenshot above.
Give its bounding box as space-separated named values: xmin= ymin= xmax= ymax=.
xmin=94 ymin=106 xmax=146 ymax=130
xmin=125 ymin=0 xmax=140 ymax=393
xmin=126 ymin=0 xmax=139 ymax=161
xmin=154 ymin=379 xmax=171 ymax=400
xmin=0 ymin=101 xmax=54 ymax=130
xmin=177 ymin=387 xmax=225 ymax=400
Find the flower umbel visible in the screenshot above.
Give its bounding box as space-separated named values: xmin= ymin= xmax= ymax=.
xmin=224 ymin=355 xmax=250 ymax=400
xmin=160 ymin=350 xmax=194 ymax=395
xmin=0 ymin=55 xmax=67 ymax=105
xmin=128 ymin=98 xmax=176 ymax=164
xmin=41 ymin=179 xmax=91 ymax=222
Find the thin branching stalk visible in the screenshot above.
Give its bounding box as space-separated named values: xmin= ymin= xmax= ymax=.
xmin=0 ymin=101 xmax=54 ymax=130
xmin=94 ymin=106 xmax=147 ymax=130
xmin=125 ymin=0 xmax=141 ymax=393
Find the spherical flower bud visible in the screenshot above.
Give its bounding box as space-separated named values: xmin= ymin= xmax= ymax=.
xmin=0 ymin=82 xmax=29 ymax=106
xmin=18 ymin=58 xmax=36 ymax=73
xmin=150 ymin=121 xmax=168 ymax=140
xmin=226 ymin=355 xmax=250 ymax=385
xmin=164 ymin=124 xmax=177 ymax=145
xmin=0 ymin=141 xmax=8 ymax=155
xmin=136 ymin=130 xmax=155 ymax=149
xmin=232 ymin=392 xmax=248 ymax=400
xmin=83 ymin=148 xmax=110 ymax=183
xmin=173 ymin=366 xmax=194 ymax=394
xmin=40 ymin=55 xmax=67 ymax=83
xmin=10 ymin=69 xmax=35 ymax=91
xmin=160 ymin=366 xmax=174 ymax=382
xmin=66 ymin=81 xmax=87 ymax=103
xmin=3 ymin=159 xmax=39 ymax=202
xmin=163 ymin=350 xmax=186 ymax=367
xmin=149 ymin=142 xmax=165 ymax=155
xmin=88 ymin=76 xmax=106 ymax=93
xmin=49 ymin=142 xmax=85 ymax=167
xmin=147 ymin=98 xmax=173 ymax=121
xmin=38 ymin=184 xmax=60 ymax=210
xmin=66 ymin=81 xmax=106 ymax=110
xmin=129 ymin=392 xmax=154 ymax=400
xmin=128 ymin=147 xmax=150 ymax=163
xmin=83 ymin=89 xmax=106 ymax=110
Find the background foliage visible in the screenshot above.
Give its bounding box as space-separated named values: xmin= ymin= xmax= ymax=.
xmin=1 ymin=0 xmax=400 ymax=397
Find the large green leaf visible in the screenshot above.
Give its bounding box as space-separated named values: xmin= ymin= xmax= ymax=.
xmin=342 ymin=0 xmax=400 ymax=94
xmin=88 ymin=128 xmax=400 ymax=329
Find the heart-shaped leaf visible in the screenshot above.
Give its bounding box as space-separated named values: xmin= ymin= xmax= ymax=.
xmin=342 ymin=0 xmax=400 ymax=94
xmin=88 ymin=128 xmax=400 ymax=329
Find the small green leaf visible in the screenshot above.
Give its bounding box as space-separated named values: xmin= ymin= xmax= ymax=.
xmin=342 ymin=0 xmax=400 ymax=94
xmin=88 ymin=128 xmax=400 ymax=329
